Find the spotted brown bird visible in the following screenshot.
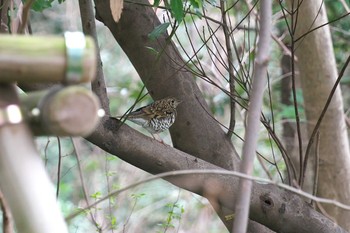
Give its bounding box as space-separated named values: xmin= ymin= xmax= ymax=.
xmin=123 ymin=97 xmax=181 ymax=140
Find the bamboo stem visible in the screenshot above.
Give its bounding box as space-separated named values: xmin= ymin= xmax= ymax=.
xmin=20 ymin=86 xmax=102 ymax=136
xmin=0 ymin=84 xmax=69 ymax=233
xmin=0 ymin=35 xmax=96 ymax=83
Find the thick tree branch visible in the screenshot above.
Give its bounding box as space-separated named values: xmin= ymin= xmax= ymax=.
xmin=88 ymin=1 xmax=350 ymax=232
xmin=94 ymin=0 xmax=238 ymax=170
xmin=87 ymin=117 xmax=348 ymax=233
xmin=16 ymin=1 xmax=348 ymax=232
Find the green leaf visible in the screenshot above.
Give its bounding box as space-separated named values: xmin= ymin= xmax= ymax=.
xmin=107 ymin=215 xmax=117 ymax=226
xmin=30 ymin=0 xmax=53 ymax=12
xmin=189 ymin=0 xmax=203 ymax=18
xmin=181 ymin=206 xmax=185 ymax=213
xmin=280 ymin=105 xmax=304 ymax=119
xmin=170 ymin=0 xmax=184 ymax=22
xmin=90 ymin=191 xmax=102 ymax=199
xmin=189 ymin=0 xmax=200 ymax=9
xmin=153 ymin=0 xmax=161 ymax=7
xmin=131 ymin=193 xmax=146 ymax=199
xmin=148 ymin=22 xmax=170 ymax=41
xmin=29 ymin=0 xmax=65 ymax=12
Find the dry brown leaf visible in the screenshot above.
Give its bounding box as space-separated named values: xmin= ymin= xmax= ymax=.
xmin=110 ymin=0 xmax=124 ymax=22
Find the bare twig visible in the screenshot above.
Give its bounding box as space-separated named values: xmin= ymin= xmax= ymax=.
xmin=44 ymin=138 xmax=51 ymax=167
xmin=105 ymin=155 xmax=115 ymax=233
xmin=122 ymin=194 xmax=139 ymax=233
xmin=316 ymin=202 xmax=336 ymax=223
xmin=301 ymin=53 xmax=350 ymax=187
xmin=56 ymin=137 xmax=62 ymax=198
xmin=66 ymin=168 xmax=350 ymax=222
xmin=288 ymin=0 xmax=305 ymax=186
xmin=265 ymin=72 xmax=286 ymax=182
xmin=256 ymin=150 xmax=273 ymax=180
xmin=311 ymin=132 xmax=320 ymax=207
xmin=176 ymin=20 xmax=204 ymax=75
xmin=71 ymin=138 xmax=101 ymax=232
xmin=18 ymin=0 xmax=34 ymax=33
xmin=220 ymin=0 xmax=236 ymax=138
xmin=262 ymin=118 xmax=297 ymax=183
xmin=195 ymin=95 xmax=279 ymax=168
xmin=162 ymin=190 xmax=181 ymax=233
xmin=291 ymin=42 xmax=304 ymax=185
xmin=232 ymin=1 xmax=272 ymax=232
xmin=294 ymin=11 xmax=350 ymax=43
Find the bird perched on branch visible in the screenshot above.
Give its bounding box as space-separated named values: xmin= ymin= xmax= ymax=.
xmin=121 ymin=97 xmax=181 ymax=141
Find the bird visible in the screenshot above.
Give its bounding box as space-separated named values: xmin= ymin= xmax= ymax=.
xmin=121 ymin=97 xmax=181 ymax=141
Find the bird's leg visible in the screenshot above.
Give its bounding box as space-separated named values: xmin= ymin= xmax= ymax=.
xmin=151 ymin=133 xmax=164 ymax=144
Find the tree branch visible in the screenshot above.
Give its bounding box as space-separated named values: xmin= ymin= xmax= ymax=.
xmin=233 ymin=1 xmax=272 ymax=232
xmin=79 ymin=0 xmax=110 ymax=115
xmin=220 ymin=0 xmax=236 ymax=138
xmin=94 ymin=0 xmax=238 ymax=170
xmin=87 ymin=117 xmax=348 ymax=233
xmin=88 ymin=1 xmax=350 ymax=232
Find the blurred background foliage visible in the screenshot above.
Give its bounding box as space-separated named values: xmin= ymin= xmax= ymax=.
xmin=20 ymin=0 xmax=350 ymax=232
xmin=30 ymin=1 xmax=226 ymax=232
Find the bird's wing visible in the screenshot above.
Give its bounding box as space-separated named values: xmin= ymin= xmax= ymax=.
xmin=127 ymin=105 xmax=155 ymax=121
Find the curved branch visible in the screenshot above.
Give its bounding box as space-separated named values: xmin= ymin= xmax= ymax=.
xmin=94 ymin=0 xmax=238 ymax=170
xmin=89 ymin=1 xmax=350 ymax=232
xmin=87 ymin=117 xmax=348 ymax=233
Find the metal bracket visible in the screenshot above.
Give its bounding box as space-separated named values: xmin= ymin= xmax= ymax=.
xmin=64 ymin=32 xmax=86 ymax=84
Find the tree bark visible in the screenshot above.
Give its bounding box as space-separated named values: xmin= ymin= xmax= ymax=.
xmin=87 ymin=0 xmax=350 ymax=232
xmin=291 ymin=0 xmax=350 ymax=229
xmin=94 ymin=0 xmax=238 ymax=171
xmin=87 ymin=117 xmax=348 ymax=233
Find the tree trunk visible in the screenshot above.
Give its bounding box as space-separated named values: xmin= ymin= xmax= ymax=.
xmin=94 ymin=0 xmax=239 ymax=171
xmin=291 ymin=0 xmax=350 ymax=229
xmin=88 ymin=1 xmax=350 ymax=232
